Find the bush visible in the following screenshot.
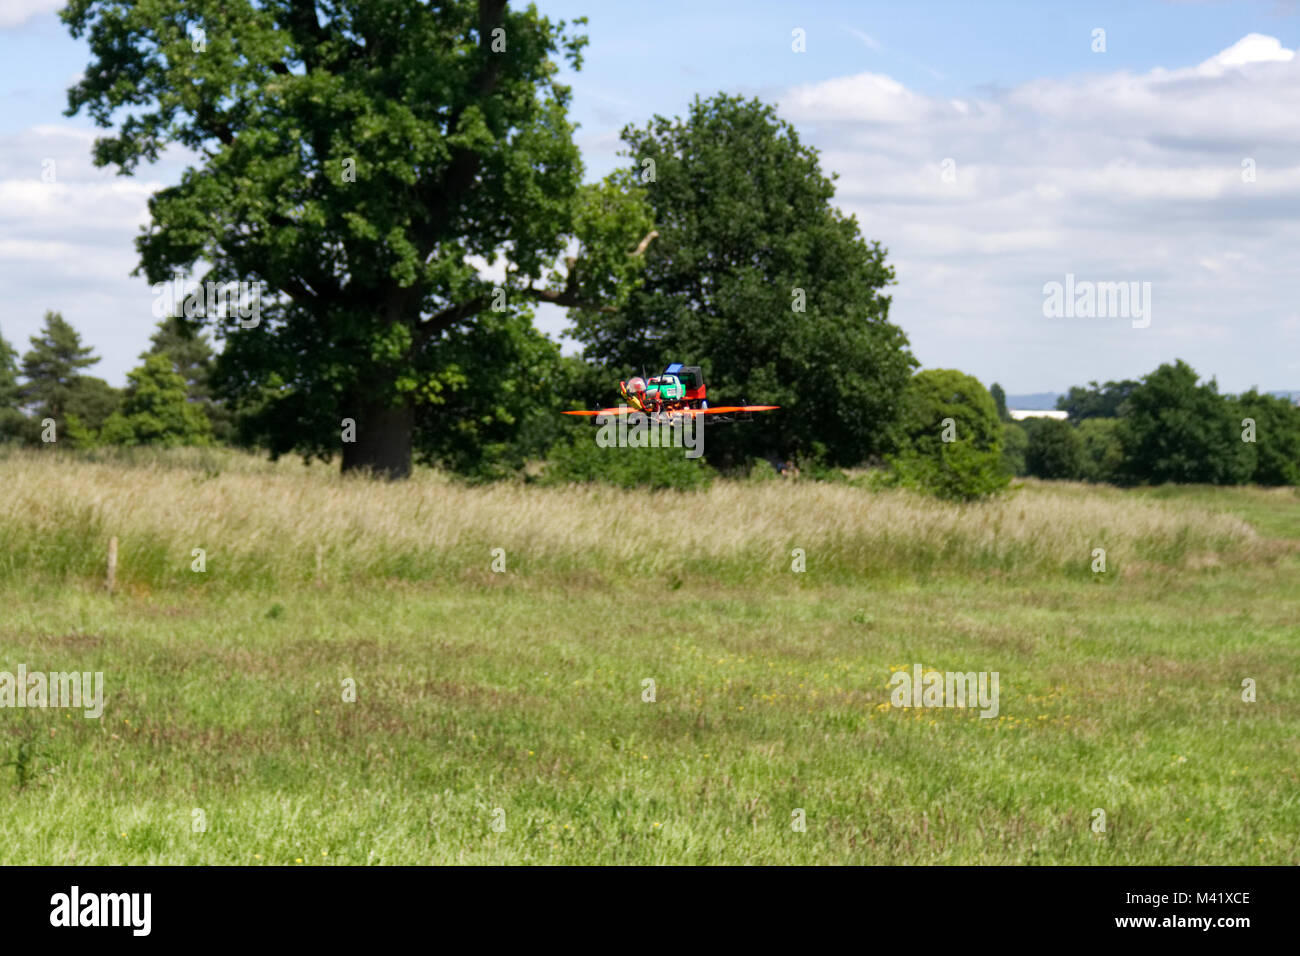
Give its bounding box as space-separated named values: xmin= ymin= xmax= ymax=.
xmin=792 ymin=442 xmax=850 ymax=483
xmin=98 ymin=355 xmax=211 ymax=448
xmin=1000 ymin=421 xmax=1028 ymax=476
xmin=1025 ymin=418 xmax=1083 ymax=480
xmin=892 ymin=440 xmax=1012 ymax=501
xmin=889 ymin=369 xmax=1009 ymax=501
xmin=1077 ymin=418 xmax=1124 ymax=484
xmin=540 ymin=425 xmax=714 ymax=491
xmin=1234 ymin=390 xmax=1300 ymax=486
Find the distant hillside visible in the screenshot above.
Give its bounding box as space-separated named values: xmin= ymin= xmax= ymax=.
xmin=1006 ymin=392 xmax=1061 ymax=411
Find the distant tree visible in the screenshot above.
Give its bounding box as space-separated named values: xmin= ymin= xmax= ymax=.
xmin=1076 ymin=417 xmax=1124 ymax=484
xmin=20 ymin=311 xmax=97 ymax=423
xmin=0 ymin=328 xmax=17 ymax=401
xmin=1234 ymin=389 xmax=1300 ymax=486
xmin=143 ymin=315 xmax=234 ymax=442
xmin=1117 ymin=360 xmax=1253 ymax=485
xmin=573 ymin=94 xmax=914 ymax=468
xmin=1056 ymin=379 xmax=1139 ymax=420
xmin=99 ymin=354 xmax=212 ymax=447
xmin=1025 ymin=418 xmax=1083 ymax=480
xmin=1000 ymin=420 xmax=1028 ymax=476
xmin=145 ymin=316 xmax=215 ymax=398
xmin=890 ymin=369 xmax=1008 ymax=500
xmin=989 ymin=383 xmax=1011 ymax=423
xmin=66 ymin=376 xmax=124 ymax=436
xmin=0 ymin=326 xmax=23 ymax=441
xmin=19 ymin=311 xmax=119 ymax=444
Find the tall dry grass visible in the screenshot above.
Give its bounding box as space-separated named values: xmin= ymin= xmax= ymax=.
xmin=0 ymin=447 xmax=1266 ymax=589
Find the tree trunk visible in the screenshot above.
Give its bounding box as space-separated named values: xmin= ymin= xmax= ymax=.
xmin=341 ymin=399 xmax=414 ymax=480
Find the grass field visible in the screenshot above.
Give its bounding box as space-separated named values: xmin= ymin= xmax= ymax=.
xmin=0 ymin=448 xmax=1296 ymax=864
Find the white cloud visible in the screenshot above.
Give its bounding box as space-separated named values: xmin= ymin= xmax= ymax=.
xmin=777 ymin=34 xmax=1300 ymax=392
xmin=0 ymin=123 xmax=174 ymax=384
xmin=783 ymin=72 xmax=952 ymax=124
xmin=1197 ymin=32 xmax=1294 ymax=74
xmin=0 ymin=0 xmax=62 ymax=30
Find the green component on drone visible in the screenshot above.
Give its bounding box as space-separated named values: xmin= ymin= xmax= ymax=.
xmin=645 ymin=374 xmax=686 ymax=403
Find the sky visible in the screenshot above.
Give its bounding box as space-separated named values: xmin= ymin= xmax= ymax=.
xmin=1 ymin=0 xmax=1299 ymax=395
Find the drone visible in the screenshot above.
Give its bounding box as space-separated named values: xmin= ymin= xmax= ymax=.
xmin=563 ymin=363 xmax=779 ymax=423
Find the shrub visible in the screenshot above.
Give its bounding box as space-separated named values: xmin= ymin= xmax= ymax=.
xmin=892 ymin=440 xmax=1012 ymax=502
xmin=1000 ymin=421 xmax=1028 ymax=476
xmin=889 ymin=369 xmax=1009 ymax=501
xmin=1025 ymin=418 xmax=1083 ymax=480
xmin=1234 ymin=390 xmax=1300 ymax=486
xmin=98 ymin=354 xmax=212 ymax=448
xmin=1077 ymin=418 xmax=1124 ymax=484
xmin=540 ymin=426 xmax=714 ymax=491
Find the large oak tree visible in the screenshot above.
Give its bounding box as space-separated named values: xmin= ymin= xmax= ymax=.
xmin=64 ymin=0 xmax=654 ymax=477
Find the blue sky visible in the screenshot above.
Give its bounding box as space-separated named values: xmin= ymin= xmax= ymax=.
xmin=2 ymin=0 xmax=1299 ymax=394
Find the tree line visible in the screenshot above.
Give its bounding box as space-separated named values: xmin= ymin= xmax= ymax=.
xmin=0 ymin=311 xmax=226 ymax=448
xmin=992 ymin=365 xmax=1300 ymax=487
xmin=5 ymin=306 xmax=1295 ymax=498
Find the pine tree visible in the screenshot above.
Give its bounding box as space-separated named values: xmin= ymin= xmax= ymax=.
xmin=989 ymin=383 xmax=1011 ymax=422
xmin=144 ymin=316 xmax=215 ymax=401
xmin=0 ymin=326 xmax=24 ymax=440
xmin=20 ymin=311 xmax=99 ymax=422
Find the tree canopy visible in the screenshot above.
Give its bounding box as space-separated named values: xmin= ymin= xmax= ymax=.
xmin=0 ymin=327 xmax=23 ymax=441
xmin=989 ymin=383 xmax=1011 ymax=423
xmin=1234 ymin=389 xmax=1300 ymax=486
xmin=64 ymin=0 xmax=655 ymax=477
xmin=1056 ymin=379 xmax=1139 ymax=421
xmin=571 ymin=93 xmax=914 ymax=468
xmin=100 ymin=353 xmax=213 ymax=447
xmin=1116 ymin=360 xmax=1253 ymax=486
xmin=890 ymin=369 xmax=1008 ymax=500
xmin=1025 ymin=417 xmax=1083 ymax=480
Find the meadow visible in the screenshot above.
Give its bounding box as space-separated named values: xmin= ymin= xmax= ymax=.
xmin=0 ymin=447 xmax=1295 ymax=864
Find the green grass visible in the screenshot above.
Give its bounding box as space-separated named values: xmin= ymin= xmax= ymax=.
xmin=0 ymin=452 xmax=1295 ymax=864
xmin=1134 ymin=483 xmax=1300 ymax=541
